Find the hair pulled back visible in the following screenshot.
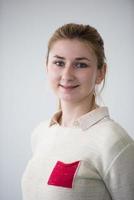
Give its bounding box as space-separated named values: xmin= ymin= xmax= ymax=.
xmin=46 ymin=23 xmax=106 ymax=69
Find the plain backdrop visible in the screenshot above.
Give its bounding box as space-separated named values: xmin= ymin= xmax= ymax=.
xmin=0 ymin=0 xmax=134 ymax=199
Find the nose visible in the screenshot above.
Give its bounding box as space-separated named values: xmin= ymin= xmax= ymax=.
xmin=61 ymin=66 xmax=75 ymax=82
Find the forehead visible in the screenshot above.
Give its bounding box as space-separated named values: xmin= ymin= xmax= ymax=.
xmin=49 ymin=39 xmax=96 ymax=59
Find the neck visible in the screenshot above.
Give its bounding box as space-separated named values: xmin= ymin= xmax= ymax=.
xmin=59 ymin=95 xmax=97 ymax=127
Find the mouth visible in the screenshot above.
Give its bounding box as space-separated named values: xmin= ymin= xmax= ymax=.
xmin=59 ymin=84 xmax=79 ymax=89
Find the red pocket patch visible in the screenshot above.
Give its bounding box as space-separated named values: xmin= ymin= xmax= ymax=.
xmin=47 ymin=161 xmax=80 ymax=188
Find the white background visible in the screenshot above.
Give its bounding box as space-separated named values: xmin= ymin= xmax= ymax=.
xmin=0 ymin=0 xmax=134 ymax=199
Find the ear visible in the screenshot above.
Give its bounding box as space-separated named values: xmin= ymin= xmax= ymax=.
xmin=96 ymin=63 xmax=107 ymax=84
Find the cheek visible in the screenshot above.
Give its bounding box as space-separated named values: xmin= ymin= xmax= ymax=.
xmin=79 ymin=73 xmax=97 ymax=87
xmin=47 ymin=68 xmax=60 ymax=84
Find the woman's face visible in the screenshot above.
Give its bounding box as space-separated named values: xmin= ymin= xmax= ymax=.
xmin=47 ymin=39 xmax=105 ymax=104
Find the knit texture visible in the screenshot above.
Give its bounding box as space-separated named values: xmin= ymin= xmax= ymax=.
xmin=21 ymin=107 xmax=134 ymax=200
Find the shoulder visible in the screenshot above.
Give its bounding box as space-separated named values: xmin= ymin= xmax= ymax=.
xmin=32 ymin=119 xmax=50 ymax=133
xmin=93 ymin=117 xmax=133 ymax=147
xmin=89 ymin=117 xmax=134 ymax=177
xmin=30 ymin=119 xmax=51 ymax=153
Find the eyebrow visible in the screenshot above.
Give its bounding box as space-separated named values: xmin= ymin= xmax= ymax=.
xmin=54 ymin=55 xmax=65 ymax=60
xmin=53 ymin=55 xmax=91 ymax=61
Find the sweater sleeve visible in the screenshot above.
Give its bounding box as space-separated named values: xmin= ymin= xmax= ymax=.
xmin=104 ymin=142 xmax=134 ymax=200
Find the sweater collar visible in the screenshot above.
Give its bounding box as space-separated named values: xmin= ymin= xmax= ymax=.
xmin=49 ymin=107 xmax=109 ymax=131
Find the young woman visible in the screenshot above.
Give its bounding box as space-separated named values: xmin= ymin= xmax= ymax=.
xmin=21 ymin=23 xmax=134 ymax=200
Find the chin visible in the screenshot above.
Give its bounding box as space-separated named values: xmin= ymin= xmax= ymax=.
xmin=59 ymin=95 xmax=78 ymax=102
xmin=59 ymin=94 xmax=84 ymax=103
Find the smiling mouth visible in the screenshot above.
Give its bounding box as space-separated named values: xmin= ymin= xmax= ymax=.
xmin=59 ymin=84 xmax=79 ymax=89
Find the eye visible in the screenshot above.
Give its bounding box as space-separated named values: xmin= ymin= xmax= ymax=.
xmin=53 ymin=60 xmax=65 ymax=67
xmin=74 ymin=62 xmax=88 ymax=68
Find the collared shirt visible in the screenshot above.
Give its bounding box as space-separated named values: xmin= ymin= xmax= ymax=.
xmin=49 ymin=106 xmax=110 ymax=131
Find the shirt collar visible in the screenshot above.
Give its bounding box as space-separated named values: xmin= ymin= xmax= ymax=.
xmin=49 ymin=107 xmax=109 ymax=131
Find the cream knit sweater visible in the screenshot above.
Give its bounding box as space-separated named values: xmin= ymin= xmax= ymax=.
xmin=21 ymin=107 xmax=134 ymax=200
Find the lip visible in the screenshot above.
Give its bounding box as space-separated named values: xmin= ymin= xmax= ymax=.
xmin=59 ymin=84 xmax=79 ymax=89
